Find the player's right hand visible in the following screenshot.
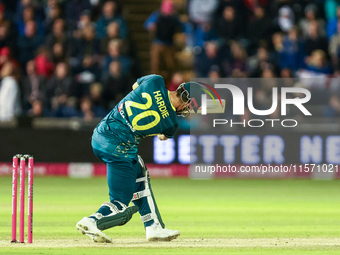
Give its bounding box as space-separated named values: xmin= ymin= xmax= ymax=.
xmin=157 ymin=134 xmax=168 ymax=141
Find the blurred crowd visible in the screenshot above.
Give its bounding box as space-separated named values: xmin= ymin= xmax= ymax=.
xmin=187 ymin=1 xmax=334 ymax=78
xmin=0 ymin=0 xmax=138 ymax=122
xmin=145 ymin=0 xmax=340 ymax=119
xmin=1 ymin=0 xmax=340 ymax=122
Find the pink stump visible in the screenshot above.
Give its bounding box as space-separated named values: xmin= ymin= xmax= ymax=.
xmin=19 ymin=157 xmax=25 ymax=243
xmin=11 ymin=156 xmax=18 ymax=243
xmin=27 ymin=157 xmax=34 ymax=243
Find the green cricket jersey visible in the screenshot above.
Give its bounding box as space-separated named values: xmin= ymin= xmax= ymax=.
xmin=92 ymin=74 xmax=179 ymax=158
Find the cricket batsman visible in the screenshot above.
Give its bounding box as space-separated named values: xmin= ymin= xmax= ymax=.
xmin=76 ymin=74 xmax=200 ymax=242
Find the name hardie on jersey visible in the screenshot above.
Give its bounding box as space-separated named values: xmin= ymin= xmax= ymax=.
xmin=153 ymin=90 xmax=169 ymax=119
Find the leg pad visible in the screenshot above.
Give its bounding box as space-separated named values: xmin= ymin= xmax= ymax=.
xmin=132 ymin=155 xmax=165 ymax=228
xmin=96 ymin=205 xmax=139 ymax=230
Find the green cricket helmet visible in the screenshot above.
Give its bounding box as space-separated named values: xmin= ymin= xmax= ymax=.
xmin=175 ymin=82 xmax=204 ymax=117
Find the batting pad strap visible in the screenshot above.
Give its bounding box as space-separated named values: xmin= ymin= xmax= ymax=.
xmin=101 ymin=201 xmax=121 ymax=213
xmin=131 ymin=189 xmax=151 ymax=201
xmin=90 ymin=212 xmax=103 ymax=220
xmin=140 ymin=213 xmax=156 ymax=223
xmin=136 ymin=176 xmax=147 ymax=183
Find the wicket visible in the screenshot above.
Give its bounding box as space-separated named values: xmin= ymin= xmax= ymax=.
xmin=11 ymin=154 xmax=34 ymax=243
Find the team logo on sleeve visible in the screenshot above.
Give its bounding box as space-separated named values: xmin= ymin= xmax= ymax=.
xmin=118 ymin=103 xmax=123 ymax=112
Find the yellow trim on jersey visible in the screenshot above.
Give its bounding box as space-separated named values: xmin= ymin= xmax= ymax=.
xmin=168 ymin=91 xmax=176 ymax=112
xmin=145 ymin=133 xmax=160 ymax=137
xmin=132 ymin=82 xmax=139 ymax=90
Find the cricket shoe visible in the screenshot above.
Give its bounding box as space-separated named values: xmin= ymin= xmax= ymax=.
xmin=76 ymin=217 xmax=112 ymax=243
xmin=146 ymin=223 xmax=180 ymax=241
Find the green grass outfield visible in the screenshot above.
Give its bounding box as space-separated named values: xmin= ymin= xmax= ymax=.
xmin=0 ymin=177 xmax=340 ymax=254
